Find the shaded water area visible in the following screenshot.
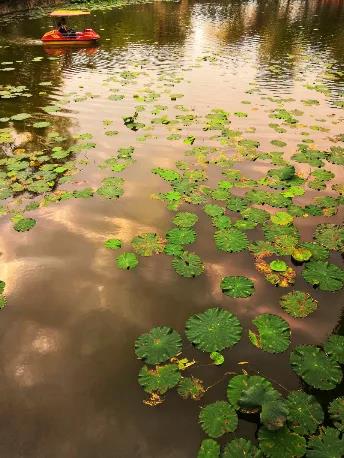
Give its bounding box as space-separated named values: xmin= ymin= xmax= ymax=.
xmin=0 ymin=0 xmax=344 ymax=456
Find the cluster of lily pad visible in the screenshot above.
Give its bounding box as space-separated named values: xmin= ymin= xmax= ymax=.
xmin=135 ymin=307 xmax=344 ymax=457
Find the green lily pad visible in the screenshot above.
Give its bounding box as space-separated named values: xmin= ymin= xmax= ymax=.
xmin=33 ymin=121 xmax=51 ymax=129
xmin=314 ymin=224 xmax=344 ymax=252
xmin=135 ymin=327 xmax=182 ymax=365
xmin=291 ymin=247 xmax=312 ymax=262
xmin=172 ymin=251 xmax=204 ymax=278
xmin=197 ymin=439 xmax=220 ymax=458
xmin=290 ymin=345 xmax=342 ymax=390
xmin=270 ymin=260 xmax=288 ymax=272
xmin=199 ymin=401 xmax=238 ymax=438
xmin=214 ymin=228 xmax=249 ymax=253
xmin=13 ymin=217 xmax=36 ymax=232
xmin=241 ymin=207 xmax=269 ymax=224
xmin=300 ymin=242 xmax=329 ymax=261
xmin=164 ymin=243 xmax=183 ymax=256
xmin=166 ymin=228 xmax=196 ymax=245
xmin=10 ymin=113 xmax=31 ymax=121
xmin=211 ymin=215 xmax=232 ymax=229
xmin=261 ymin=400 xmax=289 ymax=430
xmin=116 ymin=252 xmax=139 ymax=270
xmin=286 ymin=391 xmax=324 ymax=435
xmin=249 ymin=314 xmax=290 ymax=354
xmin=324 ymin=335 xmax=344 ymax=363
xmin=210 ymin=351 xmax=224 ymax=366
xmin=258 ymin=426 xmax=306 ymax=458
xmin=138 ymin=364 xmax=181 ymax=394
xmin=220 ymin=276 xmax=254 ymax=298
xmin=271 ymin=212 xmax=293 ymax=226
xmin=173 ymin=212 xmax=198 ymax=227
xmin=222 ymin=438 xmax=262 ymax=458
xmin=104 ymin=239 xmax=122 ymax=250
xmin=185 ymin=307 xmax=242 ymax=352
xmin=280 ymin=291 xmax=317 ymax=318
xmin=306 ymin=427 xmax=344 ymax=458
xmin=302 ymin=261 xmax=344 ymax=292
xmin=177 ymin=376 xmax=205 ymax=400
xmin=328 ymin=397 xmax=344 ymax=432
xmin=204 ymin=204 xmax=225 ymax=217
xmin=131 ymin=233 xmax=165 ymax=256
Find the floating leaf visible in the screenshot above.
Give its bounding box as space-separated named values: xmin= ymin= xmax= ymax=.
xmin=33 ymin=121 xmax=51 ymax=129
xmin=104 ymin=239 xmax=121 ymax=250
xmin=271 ymin=212 xmax=293 ymax=226
xmin=13 ymin=217 xmax=36 ymax=232
xmin=300 ymin=242 xmax=329 ymax=261
xmin=116 ymin=252 xmax=139 ymax=270
xmin=173 ymin=212 xmax=198 ymax=228
xmin=222 ymin=438 xmax=262 ymax=458
xmin=97 ymin=177 xmax=124 ymax=199
xmin=197 ymin=439 xmax=220 ymax=458
xmin=241 ymin=207 xmax=269 ymax=224
xmin=291 ymin=247 xmax=312 ymax=262
xmin=10 ymin=113 xmax=31 ymax=121
xmin=286 ymin=391 xmax=323 ymax=435
xmin=177 ymin=376 xmax=205 ymax=400
xmin=199 ymin=401 xmax=238 ymax=438
xmin=290 ymin=345 xmax=342 ymax=390
xmin=270 ymin=260 xmax=288 ymax=272
xmin=211 ymin=215 xmax=232 ymax=229
xmin=214 ymin=228 xmax=248 ymax=253
xmin=306 ymin=427 xmax=344 ymax=458
xmin=138 ymin=364 xmax=181 ymax=394
xmin=164 ymin=243 xmax=183 ymax=256
xmin=132 ymin=233 xmax=165 ymax=256
xmin=166 ymin=228 xmax=196 ymax=246
xmin=249 ymin=314 xmax=290 ymax=354
xmin=172 ymin=251 xmax=204 ymax=277
xmin=210 ymin=351 xmax=224 ymax=365
xmin=324 ymin=335 xmax=344 ymax=363
xmin=314 ymin=224 xmax=344 ymax=252
xmin=258 ymin=426 xmax=306 ymax=458
xmin=280 ymin=291 xmax=317 ymax=318
xmin=135 ymin=327 xmax=182 ymax=365
xmin=204 ymin=204 xmax=225 ymax=217
xmin=261 ymin=400 xmax=289 ymax=430
xmin=185 ymin=307 xmax=242 ymax=352
xmin=329 ymin=397 xmax=344 ymax=432
xmin=302 ymin=261 xmax=344 ymax=292
xmin=220 ymin=276 xmax=254 ymax=298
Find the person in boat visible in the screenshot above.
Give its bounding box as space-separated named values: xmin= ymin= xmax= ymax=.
xmin=57 ymin=18 xmax=76 ymax=38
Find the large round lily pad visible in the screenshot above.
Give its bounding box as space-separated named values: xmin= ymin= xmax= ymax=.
xmin=222 ymin=438 xmax=262 ymax=458
xmin=131 ymin=232 xmax=165 ymax=256
xmin=185 ymin=307 xmax=242 ymax=352
xmin=258 ymin=426 xmax=306 ymax=458
xmin=306 ymin=427 xmax=344 ymax=458
xmin=279 ymin=291 xmax=317 ymax=318
xmin=197 ymin=439 xmax=220 ymax=458
xmin=290 ymin=345 xmax=342 ymax=390
xmin=324 ymin=335 xmax=344 ymax=363
xmin=138 ymin=364 xmax=181 ymax=394
xmin=302 ymin=261 xmax=344 ymax=292
xmin=173 ymin=212 xmax=198 ymax=227
xmin=135 ymin=326 xmax=182 ymax=364
xmin=286 ymin=391 xmax=324 ymax=435
xmin=248 ymin=314 xmax=291 ymax=353
xmin=172 ymin=251 xmax=204 ymax=277
xmin=214 ymin=228 xmax=249 ymax=253
xmin=314 ymin=224 xmax=344 ymax=252
xmin=329 ymin=397 xmax=344 ymax=432
xmin=199 ymin=401 xmax=238 ymax=438
xmin=220 ymin=276 xmax=254 ymax=298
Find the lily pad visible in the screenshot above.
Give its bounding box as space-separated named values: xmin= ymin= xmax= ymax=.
xmin=302 ymin=261 xmax=344 ymax=292
xmin=172 ymin=252 xmax=204 ymax=277
xmin=197 ymin=439 xmax=220 ymax=458
xmin=291 ymin=247 xmax=312 ymax=262
xmin=135 ymin=327 xmax=182 ymax=365
xmin=280 ymin=291 xmax=317 ymax=318
xmin=261 ymin=400 xmax=289 ymax=430
xmin=306 ymin=427 xmax=344 ymax=458
xmin=220 ymin=276 xmax=254 ymax=298
xmin=13 ymin=217 xmax=36 ymax=232
xmin=328 ymin=397 xmax=344 ymax=432
xmin=104 ymin=239 xmax=122 ymax=250
xmin=210 ymin=351 xmax=224 ymax=366
xmin=222 ymin=438 xmax=262 ymax=458
xmin=166 ymin=228 xmax=196 ymax=246
xmin=271 ymin=212 xmax=293 ymax=226
xmin=214 ymin=228 xmax=249 ymax=253
xmin=173 ymin=212 xmax=198 ymax=228
xmin=324 ymin=335 xmax=344 ymax=363
xmin=177 ymin=376 xmax=205 ymax=400
xmin=286 ymin=391 xmax=323 ymax=435
xmin=290 ymin=345 xmax=342 ymax=390
xmin=185 ymin=307 xmax=242 ymax=352
xmin=199 ymin=401 xmax=238 ymax=438
xmin=138 ymin=364 xmax=181 ymax=394
xmin=10 ymin=113 xmax=31 ymax=121
xmin=204 ymin=204 xmax=225 ymax=217
xmin=132 ymin=233 xmax=165 ymax=256
xmin=314 ymin=224 xmax=344 ymax=252
xmin=33 ymin=121 xmax=51 ymax=129
xmin=249 ymin=314 xmax=290 ymax=353
xmin=116 ymin=252 xmax=139 ymax=270
xmin=270 ymin=260 xmax=288 ymax=272
xmin=258 ymin=426 xmax=306 ymax=458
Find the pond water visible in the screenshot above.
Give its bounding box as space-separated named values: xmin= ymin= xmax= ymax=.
xmin=0 ymin=0 xmax=343 ymax=456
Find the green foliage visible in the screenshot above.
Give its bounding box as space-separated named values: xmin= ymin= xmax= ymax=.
xmin=97 ymin=177 xmax=124 ymax=199
xmin=280 ymin=291 xmax=317 ymax=318
xmin=291 ymin=247 xmax=312 ymax=262
xmin=300 ymin=242 xmax=329 ymax=261
xmin=261 ymin=400 xmax=289 ymax=430
xmin=314 ymin=224 xmax=344 ymax=252
xmin=286 ymin=391 xmax=323 ymax=435
xmin=214 ymin=228 xmax=249 ymax=253
xmin=199 ymin=401 xmax=238 ymax=438
xmin=241 ymin=207 xmax=269 ymax=224
xmin=222 ymin=438 xmax=262 ymax=458
xmin=271 ymin=109 xmax=298 ymax=124
xmin=152 ymin=167 xmax=181 ymax=182
xmin=197 ymin=439 xmax=220 ymax=458
xmin=173 ymin=212 xmax=198 ymax=227
xmin=171 ymin=252 xmax=204 ymax=277
xmin=220 ymin=276 xmax=254 ymax=298
xmin=135 ymin=327 xmax=182 ymax=365
xmin=306 ymin=427 xmax=344 ymax=458
xmin=204 ymin=204 xmax=225 ymax=217
xmin=177 ymin=376 xmax=205 ymax=400
xmin=324 ymin=335 xmax=344 ymax=363
xmin=166 ymin=228 xmax=196 ymax=245
xmin=270 ymin=260 xmax=288 ymax=272
xmin=302 ymin=261 xmax=344 ymax=291
xmin=13 ymin=217 xmax=36 ymax=232
xmin=132 ymin=233 xmax=165 ymax=256
xmin=138 ymin=364 xmax=181 ymax=394
xmin=248 ymin=314 xmax=290 ymax=353
xmin=271 ymin=212 xmax=293 ymax=226
xmin=328 ymin=397 xmax=344 ymax=432
xmin=258 ymin=426 xmax=306 ymax=458
xmin=185 ymin=308 xmax=242 ymax=352
xmin=116 ymin=252 xmax=139 ymax=270
xmin=210 ymin=351 xmax=224 ymax=365
xmin=290 ymin=345 xmax=342 ymax=390
xmin=104 ymin=239 xmax=121 ymax=250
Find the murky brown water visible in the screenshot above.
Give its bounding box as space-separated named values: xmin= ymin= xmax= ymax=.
xmin=0 ymin=1 xmax=344 ymax=456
